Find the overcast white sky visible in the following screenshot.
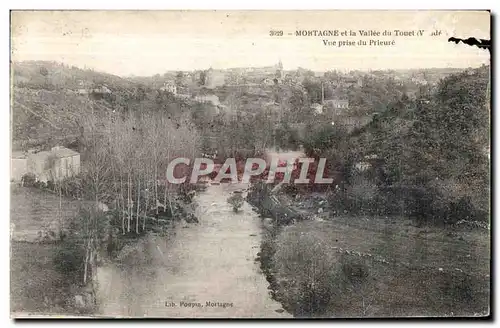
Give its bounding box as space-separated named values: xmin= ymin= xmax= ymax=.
xmin=11 ymin=10 xmax=490 ymax=76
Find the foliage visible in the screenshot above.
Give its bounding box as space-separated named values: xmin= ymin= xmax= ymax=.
xmin=52 ymin=238 xmax=86 ymax=283
xmin=301 ymin=122 xmax=348 ymax=157
xmin=272 ymin=224 xmax=378 ymax=317
xmin=273 ymin=226 xmax=338 ymax=316
xmin=274 ymin=123 xmax=301 ymax=151
xmin=227 ymin=193 xmax=244 ymax=211
xmin=21 ymin=173 xmax=37 ymax=186
xmin=333 ymin=66 xmax=490 ymax=224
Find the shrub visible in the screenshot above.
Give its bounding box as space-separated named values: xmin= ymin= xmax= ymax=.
xmin=273 ymin=225 xmax=340 ymax=316
xmin=340 ymin=255 xmax=370 ymax=286
xmin=227 ymin=193 xmax=244 ymax=211
xmin=52 ymin=239 xmax=86 ymax=283
xmin=272 ymin=223 xmax=380 ymax=317
xmin=21 ymin=173 xmax=37 ymax=187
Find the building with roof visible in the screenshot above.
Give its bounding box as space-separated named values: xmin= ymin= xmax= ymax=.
xmin=11 ymin=146 xmax=80 ymax=183
xmin=194 ymin=94 xmax=220 ymax=107
xmin=343 ymin=77 xmax=363 ymax=88
xmin=261 ymin=77 xmax=275 ymax=86
xmin=325 ymin=98 xmax=349 ymax=109
xmin=311 ymin=103 xmax=324 ymax=115
xmin=324 ymin=98 xmax=349 ymax=117
xmin=49 ymin=146 xmax=81 ymax=181
xmin=204 ymin=68 xmax=226 ymax=89
xmin=76 ymin=80 xmax=91 ymax=95
xmin=11 ymin=151 xmax=28 ymax=182
xmin=160 ymin=81 xmax=177 ymax=94
xmin=92 ymin=85 xmax=112 ymax=94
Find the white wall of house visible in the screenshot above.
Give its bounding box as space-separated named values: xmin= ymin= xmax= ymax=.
xmin=19 ymin=148 xmax=81 ymax=182
xmin=11 ymin=158 xmax=28 ymax=181
xmin=27 ymin=151 xmax=52 ymax=182
xmin=53 ymin=155 xmax=81 ymax=181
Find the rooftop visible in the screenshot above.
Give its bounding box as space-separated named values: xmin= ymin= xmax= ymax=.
xmin=51 ymin=146 xmax=79 ymax=158
xmin=12 ymin=151 xmax=27 ymax=159
xmin=17 ymin=147 xmax=79 ymax=160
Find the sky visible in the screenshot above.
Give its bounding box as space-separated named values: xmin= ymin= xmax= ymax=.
xmin=11 ymin=10 xmax=491 ymax=77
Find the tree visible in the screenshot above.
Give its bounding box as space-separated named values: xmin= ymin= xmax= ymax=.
xmin=381 ymin=66 xmax=489 ymax=223
xmin=303 ymin=78 xmax=322 ymax=104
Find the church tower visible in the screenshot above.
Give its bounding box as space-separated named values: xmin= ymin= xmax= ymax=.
xmin=275 ymin=59 xmax=284 ymax=80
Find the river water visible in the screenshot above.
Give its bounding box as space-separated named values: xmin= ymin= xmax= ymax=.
xmin=96 ymin=183 xmax=291 ymax=318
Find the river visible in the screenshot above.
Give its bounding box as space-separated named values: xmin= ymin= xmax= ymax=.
xmin=96 ymin=183 xmax=291 ymax=318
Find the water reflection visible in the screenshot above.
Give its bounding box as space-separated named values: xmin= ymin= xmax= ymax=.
xmin=96 ymin=183 xmax=291 ymax=318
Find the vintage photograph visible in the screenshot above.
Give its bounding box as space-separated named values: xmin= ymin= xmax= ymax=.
xmin=10 ymin=10 xmax=490 ymax=318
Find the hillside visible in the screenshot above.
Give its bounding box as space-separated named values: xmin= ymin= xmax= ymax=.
xmin=11 ymin=61 xmax=157 ymax=151
xmin=12 ymin=61 xmax=139 ymax=91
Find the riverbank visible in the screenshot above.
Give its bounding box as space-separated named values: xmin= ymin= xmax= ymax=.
xmin=95 ymin=183 xmax=291 ymax=318
xmin=248 ymin=184 xmax=490 ymax=317
xmin=10 ymin=183 xmax=199 ymax=317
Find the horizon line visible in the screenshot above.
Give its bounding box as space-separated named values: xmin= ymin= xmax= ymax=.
xmin=11 ymin=59 xmax=489 ymax=79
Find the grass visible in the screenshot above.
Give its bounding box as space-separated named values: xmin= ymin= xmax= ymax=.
xmin=10 ymin=242 xmax=79 ymax=315
xmin=10 ymin=185 xmax=85 ymax=242
xmin=269 ymin=216 xmax=490 ymax=317
xmin=10 ymin=185 xmax=95 ymax=316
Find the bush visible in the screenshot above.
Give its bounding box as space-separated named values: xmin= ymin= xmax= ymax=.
xmin=60 ymin=176 xmax=83 ymax=199
xmin=227 ymin=193 xmax=244 ymax=211
xmin=340 ymin=255 xmax=370 ymax=285
xmin=273 ymin=225 xmax=340 ymax=316
xmin=399 ymin=180 xmax=490 ymax=226
xmin=21 ymin=173 xmax=37 ymax=187
xmin=328 ymin=183 xmax=379 ymax=216
xmin=53 ymin=239 xmax=86 ymax=283
xmin=272 ymin=225 xmax=381 ymax=317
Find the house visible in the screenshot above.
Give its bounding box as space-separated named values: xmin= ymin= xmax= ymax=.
xmin=204 ymin=68 xmax=226 ymax=89
xmin=174 ymin=86 xmax=191 ymax=100
xmin=92 ymin=85 xmax=112 ymax=94
xmin=27 ymin=150 xmax=53 ymax=182
xmin=11 ymin=151 xmax=28 ymax=182
xmin=76 ymin=80 xmax=90 ymax=95
xmin=160 ymin=81 xmax=177 ymax=94
xmin=194 ymin=94 xmax=220 ymax=107
xmin=261 ymin=77 xmax=275 ymax=86
xmin=49 ymin=146 xmax=81 ymax=181
xmin=324 ymin=98 xmax=349 ymax=111
xmin=244 ymin=61 xmax=283 ymax=76
xmin=334 ymin=115 xmax=373 ymax=133
xmin=12 ymin=146 xmax=81 ymax=183
xmin=411 ymin=77 xmax=428 ymax=85
xmin=194 ymin=94 xmax=222 ymax=115
xmin=176 ymin=94 xmax=191 ymax=100
xmin=354 ymin=162 xmax=372 ymax=172
xmin=343 ymin=77 xmax=363 ymax=88
xmin=311 ymin=103 xmax=324 ymax=115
